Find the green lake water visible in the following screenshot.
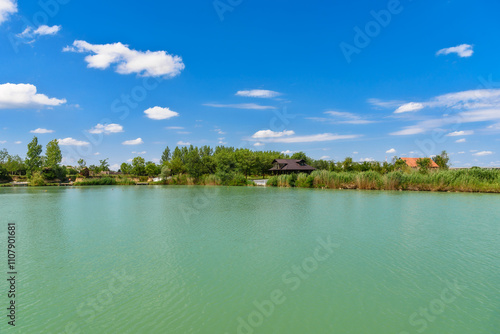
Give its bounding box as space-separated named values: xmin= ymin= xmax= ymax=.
xmin=0 ymin=186 xmax=499 ymax=333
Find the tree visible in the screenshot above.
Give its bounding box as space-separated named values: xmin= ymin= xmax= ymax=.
xmin=0 ymin=148 xmax=8 ymax=164
xmin=45 ymin=139 xmax=62 ymax=168
xmin=160 ymin=146 xmax=171 ymax=164
xmin=77 ymin=159 xmax=86 ymax=170
xmin=145 ymin=162 xmax=160 ymax=177
xmin=120 ymin=163 xmax=132 ymax=174
xmin=433 ymin=151 xmax=450 ymax=169
xmin=416 ymin=158 xmax=432 ymax=173
xmin=99 ymin=159 xmax=110 ymax=172
xmin=342 ymin=157 xmax=354 ymax=171
xmin=6 ymin=155 xmax=25 ymax=176
xmin=26 ymin=136 xmax=43 ymax=175
xmin=132 ymin=156 xmax=146 ymax=176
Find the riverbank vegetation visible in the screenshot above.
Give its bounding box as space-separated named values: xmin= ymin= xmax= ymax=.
xmin=1 ymin=138 xmax=499 ymax=192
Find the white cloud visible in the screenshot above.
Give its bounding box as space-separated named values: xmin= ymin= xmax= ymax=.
xmin=177 ymin=141 xmax=191 ymax=146
xmin=390 ymin=127 xmax=426 ymax=136
xmin=144 ymin=106 xmax=179 ymax=120
xmin=253 ymin=142 xmax=265 ymax=147
xmin=203 ymin=103 xmax=276 ymax=110
xmin=458 ymin=151 xmax=465 ymax=154
xmin=109 ymin=164 xmax=120 ymax=171
xmin=253 ymin=133 xmax=360 ymax=143
xmin=14 ymin=141 xmax=21 ymax=144
xmin=58 ymin=138 xmax=90 ymax=146
xmin=88 ymin=123 xmax=124 ymax=134
xmin=390 ymin=89 xmax=500 ymax=135
xmin=446 ymin=130 xmax=474 ymax=136
xmin=236 ymin=90 xmax=281 ymax=98
xmin=436 ymin=44 xmax=473 ymax=58
xmin=455 ymin=138 xmax=466 ymax=143
xmin=93 ymin=152 xmax=100 ymax=156
xmin=394 ymin=102 xmax=424 ymax=114
xmin=122 ymin=138 xmax=143 ymax=145
xmin=0 ymin=140 xmax=6 ymax=144
xmin=360 ymin=158 xmax=375 ymax=162
xmin=0 ymin=83 xmax=66 ymax=109
xmin=281 ymin=150 xmax=295 ymax=155
xmin=0 ymin=0 xmax=16 ymax=25
xmin=177 ymin=131 xmax=191 ymax=134
xmin=132 ymin=151 xmax=146 ymax=155
xmin=353 ymin=151 xmax=358 ymax=154
xmin=320 ymin=156 xmax=330 ymax=160
xmin=166 ymin=126 xmax=184 ymax=130
xmin=30 ymin=128 xmax=54 ymax=134
xmin=308 ymin=110 xmax=374 ymax=124
xmin=64 ymin=40 xmax=185 ymax=77
xmin=252 ymin=130 xmax=295 ymax=139
xmin=34 ymin=25 xmax=61 ymax=35
xmin=367 ymin=98 xmax=404 ymax=109
xmin=386 ymin=148 xmax=396 ymax=154
xmin=473 ymin=151 xmax=493 ymax=156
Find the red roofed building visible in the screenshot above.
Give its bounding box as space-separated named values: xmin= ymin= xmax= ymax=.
xmin=400 ymin=157 xmax=439 ymax=169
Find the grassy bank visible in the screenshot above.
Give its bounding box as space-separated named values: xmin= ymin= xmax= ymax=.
xmin=267 ymin=169 xmax=500 ymax=193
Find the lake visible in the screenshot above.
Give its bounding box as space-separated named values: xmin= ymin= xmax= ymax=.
xmin=0 ymin=186 xmax=499 ymax=333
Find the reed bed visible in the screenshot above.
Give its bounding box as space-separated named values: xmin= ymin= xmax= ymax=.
xmin=267 ymin=169 xmax=500 ymax=193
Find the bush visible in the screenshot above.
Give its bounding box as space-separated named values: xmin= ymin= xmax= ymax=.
xmin=74 ymin=177 xmax=117 ymax=186
xmin=29 ymin=171 xmax=45 ymax=186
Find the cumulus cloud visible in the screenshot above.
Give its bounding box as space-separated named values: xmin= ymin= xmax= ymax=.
xmin=64 ymin=40 xmax=185 ymax=77
xmin=281 ymin=150 xmax=295 ymax=155
xmin=122 ymin=138 xmax=143 ymax=145
xmin=236 ymin=90 xmax=281 ymax=98
xmin=0 ymin=83 xmax=66 ymax=109
xmin=394 ymin=102 xmax=424 ymax=114
xmin=30 ymin=128 xmax=54 ymax=134
xmin=473 ymin=151 xmax=493 ymax=156
xmin=34 ymin=25 xmax=61 ymax=35
xmin=320 ymin=156 xmax=330 ymax=160
xmin=88 ymin=123 xmax=124 ymax=134
xmin=360 ymin=158 xmax=375 ymax=162
xmin=253 ymin=142 xmax=265 ymax=147
xmin=446 ymin=130 xmax=474 ymax=136
xmin=58 ymin=138 xmax=90 ymax=146
xmin=252 ymin=130 xmax=295 ymax=139
xmin=203 ymin=103 xmax=276 ymax=110
xmin=14 ymin=141 xmax=21 ymax=144
xmin=0 ymin=0 xmax=17 ymax=25
xmin=144 ymin=106 xmax=179 ymax=120
xmin=386 ymin=148 xmax=396 ymax=154
xmin=455 ymin=138 xmax=466 ymax=143
xmin=177 ymin=141 xmax=191 ymax=146
xmin=436 ymin=44 xmax=473 ymax=58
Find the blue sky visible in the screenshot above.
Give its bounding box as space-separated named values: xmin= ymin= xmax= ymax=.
xmin=1 ymin=0 xmax=499 ymax=169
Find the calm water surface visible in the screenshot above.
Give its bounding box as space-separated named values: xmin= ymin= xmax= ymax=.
xmin=0 ymin=186 xmax=499 ymax=333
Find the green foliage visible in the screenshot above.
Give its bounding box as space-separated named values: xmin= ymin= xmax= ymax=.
xmin=99 ymin=159 xmax=110 ymax=172
xmin=45 ymin=139 xmax=62 ymax=168
xmin=120 ymin=163 xmax=132 ymax=174
xmin=29 ymin=171 xmax=45 ymax=186
xmin=0 ymin=165 xmax=12 ymax=182
xmin=433 ymin=151 xmax=450 ymax=169
xmin=160 ymin=146 xmax=171 ymax=164
xmin=26 ymin=136 xmax=43 ymax=175
xmin=74 ymin=177 xmax=117 ymax=186
xmin=132 ymin=156 xmax=146 ymax=176
xmin=145 ymin=162 xmax=161 ymax=177
xmin=417 ymin=158 xmax=432 ymax=174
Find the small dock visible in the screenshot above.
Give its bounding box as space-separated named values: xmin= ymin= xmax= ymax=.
xmin=252 ymin=179 xmax=268 ymax=187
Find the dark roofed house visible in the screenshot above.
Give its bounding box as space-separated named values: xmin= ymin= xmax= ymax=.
xmin=400 ymin=157 xmax=439 ymax=169
xmin=269 ymin=159 xmax=316 ymax=174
